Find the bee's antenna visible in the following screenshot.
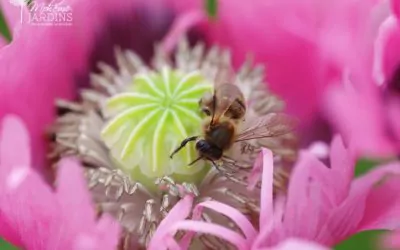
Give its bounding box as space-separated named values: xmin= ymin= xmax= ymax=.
xmin=170 ymin=136 xmax=198 ymax=159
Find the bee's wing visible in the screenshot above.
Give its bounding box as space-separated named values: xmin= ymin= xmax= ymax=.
xmin=235 ymin=113 xmax=296 ymax=142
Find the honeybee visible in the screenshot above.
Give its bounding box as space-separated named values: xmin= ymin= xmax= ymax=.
xmin=170 ymin=82 xmax=295 ymax=172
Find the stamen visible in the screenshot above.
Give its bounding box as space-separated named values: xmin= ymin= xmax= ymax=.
xmin=160 ymin=10 xmax=207 ymax=55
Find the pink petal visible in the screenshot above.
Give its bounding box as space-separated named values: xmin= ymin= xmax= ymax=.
xmin=171 ymin=221 xmax=248 ymax=249
xmin=165 ymin=237 xmax=182 ymax=250
xmin=0 ymin=0 xmax=155 ymax=170
xmin=315 ymin=184 xmax=368 ymax=246
xmin=0 ymin=167 xmax=59 ymax=249
xmin=57 ymin=213 xmax=120 ymax=250
xmin=382 ymin=230 xmax=400 ymax=249
xmin=373 ymin=15 xmax=400 ymax=85
xmin=0 ymin=115 xmax=56 ymax=247
xmin=56 ymin=158 xmax=96 ymax=231
xmin=89 ymin=214 xmax=121 ymax=250
xmin=0 ymin=115 xmax=120 ymax=249
xmin=194 ymin=200 xmax=257 ymax=241
xmin=309 ymin=135 xmax=355 ymax=209
xmin=353 ymin=162 xmax=400 ymax=192
xmin=259 ymin=149 xmax=274 ymax=229
xmin=251 ymin=149 xmax=276 ymax=248
xmin=247 ymin=152 xmax=263 ymax=190
xmin=356 ymin=163 xmax=400 ymax=231
xmin=178 ymin=196 xmax=205 ymax=249
xmin=387 ymin=97 xmax=400 ymax=144
xmin=254 ymin=196 xmax=286 ymax=248
xmin=328 ymin=136 xmax=355 ymax=204
xmin=392 ymin=0 xmax=400 ymax=19
xmin=148 ymin=195 xmax=194 ymax=250
xmin=323 ymin=84 xmax=395 ymax=157
xmin=307 ymin=141 xmax=330 ymax=160
xmin=317 ymin=163 xmax=400 ymax=245
xmin=0 ymin=25 xmax=76 ymax=170
xmin=271 ymin=238 xmax=330 ymax=250
xmin=303 ymin=152 xmax=336 ymax=210
xmin=322 ymin=0 xmax=386 ymax=88
xmin=0 ymin=114 xmax=31 ymax=168
xmin=0 ymin=36 xmax=6 ymax=48
xmin=282 ymin=151 xmax=321 ymax=239
xmin=46 ymin=160 xmax=121 ymax=250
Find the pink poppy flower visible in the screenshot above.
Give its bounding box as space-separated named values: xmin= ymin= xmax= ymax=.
xmin=324 ymin=0 xmax=400 ymax=157
xmin=2 ymin=0 xmax=399 ymax=249
xmin=0 ymin=114 xmax=120 ymax=249
xmin=148 ymin=136 xmax=400 ymax=249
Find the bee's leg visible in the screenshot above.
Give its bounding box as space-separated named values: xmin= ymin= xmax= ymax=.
xmin=209 ymin=159 xmax=223 ymax=174
xmin=188 ymin=155 xmax=203 ymax=166
xmin=210 ymin=160 xmax=236 ymax=179
xmin=170 ymin=136 xmax=198 ymax=158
